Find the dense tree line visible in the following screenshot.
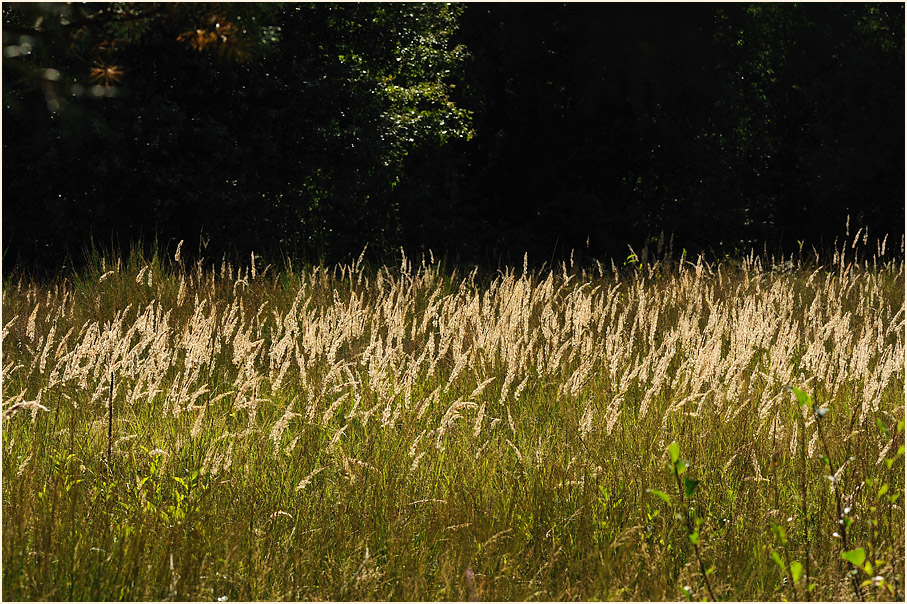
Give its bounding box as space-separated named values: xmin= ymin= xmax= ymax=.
xmin=3 ymin=3 xmax=903 ymax=273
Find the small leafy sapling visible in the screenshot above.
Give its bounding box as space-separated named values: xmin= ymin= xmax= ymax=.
xmin=849 ymin=417 xmax=905 ymax=599
xmin=788 ymin=386 xmax=865 ymax=601
xmin=769 ymin=520 xmax=810 ymax=600
xmin=647 ymin=441 xmax=717 ymax=602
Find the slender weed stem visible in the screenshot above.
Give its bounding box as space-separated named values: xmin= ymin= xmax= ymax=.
xmin=108 ymin=371 xmax=114 ymax=464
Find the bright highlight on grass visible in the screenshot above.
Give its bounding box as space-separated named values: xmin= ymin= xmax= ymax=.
xmin=2 ymin=238 xmax=904 ymax=600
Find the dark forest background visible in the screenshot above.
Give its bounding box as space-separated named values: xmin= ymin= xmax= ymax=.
xmin=3 ymin=3 xmax=904 ymax=274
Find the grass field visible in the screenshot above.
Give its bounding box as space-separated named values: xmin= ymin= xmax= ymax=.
xmin=2 ymin=237 xmax=904 ymax=601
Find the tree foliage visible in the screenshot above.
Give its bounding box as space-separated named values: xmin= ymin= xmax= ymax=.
xmin=449 ymin=3 xmax=903 ymax=263
xmin=3 ymin=2 xmax=471 ymax=268
xmin=2 ymin=3 xmax=902 ymax=273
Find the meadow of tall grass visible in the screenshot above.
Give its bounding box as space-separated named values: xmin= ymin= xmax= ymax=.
xmin=2 ymin=234 xmax=904 ymax=601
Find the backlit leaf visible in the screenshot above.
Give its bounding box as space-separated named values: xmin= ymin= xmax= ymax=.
xmin=790 ymin=561 xmax=803 ymax=583
xmin=841 ymin=548 xmax=866 ymax=567
xmin=790 ymin=386 xmax=812 ymax=407
xmin=770 ymin=550 xmax=784 ymax=570
xmin=647 ymin=488 xmax=671 ymax=505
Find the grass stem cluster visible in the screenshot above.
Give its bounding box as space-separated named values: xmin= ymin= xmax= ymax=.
xmin=2 ymin=240 xmax=904 ymax=600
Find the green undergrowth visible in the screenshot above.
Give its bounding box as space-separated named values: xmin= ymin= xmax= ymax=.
xmin=2 ymin=242 xmax=904 ymax=600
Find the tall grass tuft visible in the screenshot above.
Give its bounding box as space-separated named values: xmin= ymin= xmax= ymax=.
xmin=2 ymin=237 xmax=904 ymax=600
